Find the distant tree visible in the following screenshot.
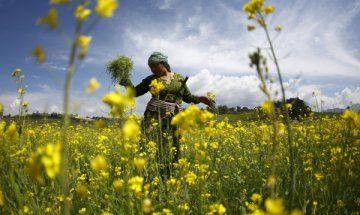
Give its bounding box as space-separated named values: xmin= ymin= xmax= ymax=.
xmin=50 ymin=112 xmax=62 ymax=118
xmin=228 ymin=107 xmax=235 ymax=113
xmin=275 ymin=97 xmax=312 ymax=120
xmin=218 ymin=105 xmax=229 ymax=114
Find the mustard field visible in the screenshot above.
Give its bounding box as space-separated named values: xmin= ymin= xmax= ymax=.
xmin=1 ymin=109 xmax=359 ymax=215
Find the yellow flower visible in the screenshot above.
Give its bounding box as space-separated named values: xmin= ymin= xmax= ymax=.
xmin=11 ymin=68 xmax=21 ymax=77
xmin=122 ymin=116 xmax=141 ymax=142
xmin=74 ymin=5 xmax=92 ymax=21
xmin=6 ymin=121 xmax=18 ymax=138
xmin=185 ymin=171 xmax=197 ymax=185
xmin=77 ymin=35 xmax=92 ymax=49
xmin=0 ymin=121 xmax=6 ymax=137
xmin=171 ymin=105 xmax=214 ymax=137
xmin=251 ymin=193 xmax=262 ymax=204
xmin=86 ymin=77 xmax=101 ymax=95
xmin=337 ymin=200 xmax=345 ymax=208
xmin=128 ymin=176 xmax=144 ymax=194
xmin=79 ymin=208 xmax=86 ymax=214
xmin=91 ymin=155 xmax=109 ymax=172
xmin=342 ymin=109 xmax=360 ymax=127
xmin=96 ymin=0 xmax=119 ymax=18
xmin=0 ymin=102 xmax=3 ymax=114
xmin=22 ymin=206 xmax=31 ymax=214
xmin=243 ymin=0 xmax=264 ymax=17
xmin=247 ymin=25 xmax=256 ymax=31
xmin=290 ymin=209 xmax=304 ymax=215
xmin=178 ymin=158 xmax=189 ymax=169
xmin=264 ymin=5 xmax=275 ymax=14
xmin=142 ymin=198 xmax=153 ymax=214
xmin=44 ymin=207 xmax=52 ymax=213
xmin=261 ymin=100 xmax=273 ymax=116
xmin=206 ymin=91 xmax=216 ymax=104
xmin=37 ymin=8 xmax=58 ymax=30
xmin=102 ymin=86 xmax=135 ymax=117
xmin=207 ymin=203 xmax=226 ymax=215
xmin=178 ymin=203 xmax=190 ymax=212
xmin=149 ymin=79 xmax=165 ymax=95
xmin=266 ymin=175 xmax=276 ymax=188
xmin=41 ymin=142 xmax=62 ymax=179
xmin=265 ymin=198 xmax=285 ymax=214
xmin=113 ymin=179 xmax=124 ymax=191
xmin=314 ymin=173 xmax=324 ymax=181
xmin=22 ymin=101 xmax=28 ymax=108
xmin=134 ymin=158 xmax=146 ymax=170
xmin=75 ymin=184 xmax=89 ymax=198
xmin=275 ymin=25 xmax=282 ymax=31
xmin=18 ymin=88 xmax=26 ymax=94
xmin=50 ymin=0 xmax=70 ymax=4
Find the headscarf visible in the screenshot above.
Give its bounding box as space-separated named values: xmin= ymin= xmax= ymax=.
xmin=148 ymin=52 xmax=168 ymax=65
xmin=148 ymin=52 xmax=171 ymax=72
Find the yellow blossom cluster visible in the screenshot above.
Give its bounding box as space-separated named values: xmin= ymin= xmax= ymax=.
xmin=243 ymin=0 xmax=280 ymax=31
xmin=102 ymin=86 xmax=135 ymax=117
xmin=0 ymin=121 xmax=19 ymax=140
xmin=86 ymin=77 xmax=101 ymax=95
xmin=27 ymin=142 xmax=62 ymax=184
xmin=34 ymin=0 xmax=119 ymax=64
xmin=90 ymin=155 xmax=109 ymax=172
xmin=207 ymin=203 xmax=226 ymax=215
xmin=37 ymin=8 xmax=58 ymax=30
xmin=342 ymin=109 xmax=360 ymax=127
xmin=149 ymin=79 xmax=165 ymax=95
xmin=32 ymin=45 xmax=46 ymax=63
xmin=171 ymin=105 xmax=214 ymax=136
xmin=243 ymin=0 xmax=274 ymax=18
xmin=122 ymin=115 xmax=141 ymax=142
xmin=74 ymin=5 xmax=92 ymax=21
xmin=128 ymin=176 xmax=144 ymax=195
xmin=95 ymin=0 xmax=119 ymax=18
xmin=77 ymin=35 xmax=92 ymax=59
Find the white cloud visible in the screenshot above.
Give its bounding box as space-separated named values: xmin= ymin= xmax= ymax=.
xmin=156 ymin=0 xmax=177 ymax=10
xmin=116 ymin=0 xmax=360 ymax=81
xmin=186 ymin=69 xmax=360 ymax=111
xmin=2 ymin=0 xmax=360 ymax=116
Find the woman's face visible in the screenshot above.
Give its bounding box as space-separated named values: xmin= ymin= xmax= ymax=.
xmin=149 ymin=63 xmax=168 ymax=77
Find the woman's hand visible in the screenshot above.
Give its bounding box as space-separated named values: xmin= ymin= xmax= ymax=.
xmin=197 ymin=96 xmax=213 ymax=106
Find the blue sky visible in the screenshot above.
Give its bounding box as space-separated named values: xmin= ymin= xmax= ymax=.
xmin=1 ymin=0 xmax=360 ymax=117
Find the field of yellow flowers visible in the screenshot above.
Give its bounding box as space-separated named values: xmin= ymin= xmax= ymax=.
xmin=0 ymin=107 xmax=359 ymax=214
xmin=1 ymin=0 xmax=360 ymax=214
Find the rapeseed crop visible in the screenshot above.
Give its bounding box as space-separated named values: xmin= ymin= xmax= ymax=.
xmin=1 ymin=0 xmax=359 ymax=214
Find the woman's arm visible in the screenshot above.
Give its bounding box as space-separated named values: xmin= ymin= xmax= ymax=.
xmin=181 ymin=76 xmax=212 ymax=106
xmin=120 ymin=75 xmax=155 ymax=97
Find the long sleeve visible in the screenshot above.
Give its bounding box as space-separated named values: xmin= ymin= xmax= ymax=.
xmin=182 ymin=83 xmax=200 ymax=104
xmin=122 ymin=75 xmax=156 ymax=97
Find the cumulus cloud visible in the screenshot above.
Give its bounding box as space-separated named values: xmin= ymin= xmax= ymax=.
xmin=186 ymin=69 xmax=360 ymax=111
xmin=113 ymin=0 xmax=360 ymax=80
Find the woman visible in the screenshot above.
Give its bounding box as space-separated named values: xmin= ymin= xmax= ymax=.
xmin=122 ymin=52 xmax=211 ymax=177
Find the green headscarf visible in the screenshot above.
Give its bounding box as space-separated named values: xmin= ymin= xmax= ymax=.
xmin=148 ymin=52 xmax=171 ymax=72
xmin=148 ymin=52 xmax=168 ymax=65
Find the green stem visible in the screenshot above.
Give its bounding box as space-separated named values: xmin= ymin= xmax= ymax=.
xmin=261 ymin=15 xmax=295 ymax=209
xmin=60 ymin=20 xmax=82 ymax=215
